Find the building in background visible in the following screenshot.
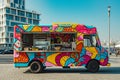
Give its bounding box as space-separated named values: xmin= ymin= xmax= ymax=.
xmin=0 ymin=0 xmax=40 ymax=49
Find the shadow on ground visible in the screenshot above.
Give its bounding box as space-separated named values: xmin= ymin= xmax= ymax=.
xmin=24 ymin=67 xmax=120 ymax=74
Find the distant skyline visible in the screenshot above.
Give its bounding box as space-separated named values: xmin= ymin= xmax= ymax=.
xmin=26 ymin=0 xmax=120 ymax=42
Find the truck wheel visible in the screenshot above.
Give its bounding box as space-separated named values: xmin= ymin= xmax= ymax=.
xmin=30 ymin=61 xmax=43 ymax=73
xmin=86 ymin=60 xmax=99 ymax=73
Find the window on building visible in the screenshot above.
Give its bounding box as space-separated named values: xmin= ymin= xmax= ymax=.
xmin=10 ymin=38 xmax=13 ymax=43
xmin=18 ymin=5 xmax=21 ymax=9
xmin=18 ymin=10 xmax=25 ymax=16
xmin=6 ymin=14 xmax=14 ymax=20
xmin=14 ymin=0 xmax=18 ymax=4
xmin=10 ymin=33 xmax=13 ymax=37
xmin=6 ymin=21 xmax=9 ymax=26
xmin=6 ymin=38 xmax=9 ymax=43
xmin=9 ymin=44 xmax=11 ymax=47
xmin=33 ymin=20 xmax=39 ymax=25
xmin=37 ymin=14 xmax=40 ymax=19
xmin=33 ymin=14 xmax=36 ymax=19
xmin=22 ymin=6 xmax=25 ymax=10
xmin=19 ymin=0 xmax=22 ymax=5
xmin=8 ymin=27 xmax=13 ymax=32
xmin=23 ymin=0 xmax=25 ymax=5
xmin=28 ymin=19 xmax=32 ymax=24
xmin=15 ymin=16 xmax=19 ymax=21
xmin=26 ymin=12 xmax=32 ymax=18
xmin=11 ymin=9 xmax=16 ymax=14
xmin=11 ymin=22 xmax=16 ymax=26
xmin=21 ymin=17 xmax=26 ymax=22
xmin=21 ymin=11 xmax=25 ymax=16
xmin=10 ymin=3 xmax=14 ymax=7
xmin=6 ymin=8 xmax=10 ymax=13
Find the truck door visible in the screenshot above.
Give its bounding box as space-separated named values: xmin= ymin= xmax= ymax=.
xmin=83 ymin=35 xmax=99 ymax=59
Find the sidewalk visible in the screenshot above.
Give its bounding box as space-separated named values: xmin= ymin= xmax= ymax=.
xmin=109 ymin=55 xmax=120 ymax=67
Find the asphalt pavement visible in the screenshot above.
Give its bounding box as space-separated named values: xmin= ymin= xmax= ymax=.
xmin=0 ymin=54 xmax=120 ymax=80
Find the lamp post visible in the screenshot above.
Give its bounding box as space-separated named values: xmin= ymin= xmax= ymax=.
xmin=108 ymin=6 xmax=111 ymax=56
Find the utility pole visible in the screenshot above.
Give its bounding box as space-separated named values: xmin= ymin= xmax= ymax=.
xmin=108 ymin=6 xmax=111 ymax=56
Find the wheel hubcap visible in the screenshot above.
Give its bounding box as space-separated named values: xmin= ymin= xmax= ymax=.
xmin=31 ymin=63 xmax=39 ymax=71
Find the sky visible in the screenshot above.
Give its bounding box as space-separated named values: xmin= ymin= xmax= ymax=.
xmin=26 ymin=0 xmax=120 ymax=42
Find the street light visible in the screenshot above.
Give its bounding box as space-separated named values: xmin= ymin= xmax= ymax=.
xmin=108 ymin=6 xmax=111 ymax=55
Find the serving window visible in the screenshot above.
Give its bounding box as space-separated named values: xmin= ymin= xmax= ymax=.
xmin=21 ymin=32 xmax=76 ymax=51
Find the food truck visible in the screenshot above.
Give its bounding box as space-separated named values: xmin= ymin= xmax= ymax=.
xmin=14 ymin=23 xmax=110 ymax=73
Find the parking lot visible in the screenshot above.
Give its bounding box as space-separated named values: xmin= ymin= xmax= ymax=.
xmin=0 ymin=54 xmax=120 ymax=80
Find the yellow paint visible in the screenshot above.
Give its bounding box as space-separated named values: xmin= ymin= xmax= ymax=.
xmin=77 ymin=33 xmax=83 ymax=36
xmin=100 ymin=59 xmax=104 ymax=63
xmin=73 ymin=29 xmax=76 ymax=32
xmin=23 ymin=25 xmax=30 ymax=30
xmin=47 ymin=53 xmax=60 ymax=65
xmin=71 ymin=64 xmax=75 ymax=66
xmin=60 ymin=56 xmax=69 ymax=66
xmin=107 ymin=63 xmax=111 ymax=67
xmin=86 ymin=47 xmax=98 ymax=59
xmin=72 ymin=24 xmax=77 ymax=28
xmin=32 ymin=26 xmax=42 ymax=32
xmin=56 ymin=27 xmax=63 ymax=31
xmin=76 ymin=41 xmax=83 ymax=45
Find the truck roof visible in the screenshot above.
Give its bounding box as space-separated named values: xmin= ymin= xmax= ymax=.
xmin=14 ymin=24 xmax=97 ymax=35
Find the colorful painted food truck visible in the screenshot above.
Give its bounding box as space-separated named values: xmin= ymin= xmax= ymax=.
xmin=14 ymin=23 xmax=110 ymax=73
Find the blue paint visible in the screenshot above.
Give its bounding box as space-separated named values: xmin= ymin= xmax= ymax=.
xmin=14 ymin=63 xmax=29 ymax=67
xmin=100 ymin=53 xmax=107 ymax=59
xmin=86 ymin=25 xmax=95 ymax=29
xmin=39 ymin=24 xmax=52 ymax=26
xmin=16 ymin=27 xmax=21 ymax=32
xmin=26 ymin=25 xmax=34 ymax=32
xmin=80 ymin=48 xmax=86 ymax=57
xmin=79 ymin=57 xmax=84 ymax=62
xmin=95 ymin=54 xmax=100 ymax=60
xmin=14 ymin=46 xmax=18 ymax=51
xmin=65 ymin=58 xmax=75 ymax=66
xmin=14 ymin=38 xmax=17 ymax=42
xmin=27 ymin=52 xmax=35 ymax=61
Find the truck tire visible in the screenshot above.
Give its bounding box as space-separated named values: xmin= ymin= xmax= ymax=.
xmin=30 ymin=61 xmax=43 ymax=73
xmin=86 ymin=60 xmax=99 ymax=73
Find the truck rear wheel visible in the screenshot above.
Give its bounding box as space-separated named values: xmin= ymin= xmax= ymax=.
xmin=30 ymin=61 xmax=43 ymax=73
xmin=86 ymin=60 xmax=99 ymax=73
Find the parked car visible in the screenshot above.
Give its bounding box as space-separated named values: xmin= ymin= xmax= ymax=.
xmin=0 ymin=50 xmax=4 ymax=54
xmin=4 ymin=50 xmax=13 ymax=54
